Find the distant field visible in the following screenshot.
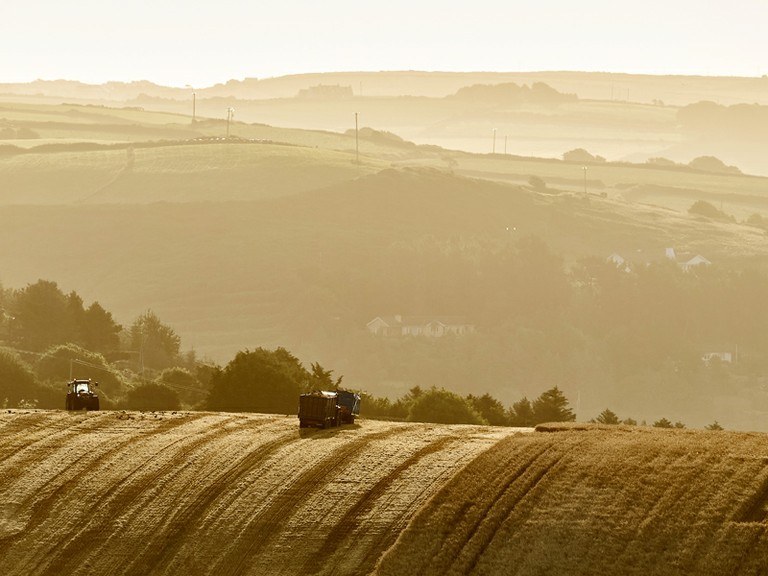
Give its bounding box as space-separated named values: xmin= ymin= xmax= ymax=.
xmin=3 ymin=411 xmax=768 ymax=575
xmin=2 ymin=100 xmax=765 ymax=212
xmin=0 ymin=141 xmax=384 ymax=203
xmin=126 ymin=95 xmax=686 ymax=168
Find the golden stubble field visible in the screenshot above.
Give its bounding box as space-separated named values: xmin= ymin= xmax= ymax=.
xmin=375 ymin=423 xmax=768 ymax=576
xmin=0 ymin=410 xmax=514 ymax=576
xmin=2 ymin=412 xmax=768 ymax=575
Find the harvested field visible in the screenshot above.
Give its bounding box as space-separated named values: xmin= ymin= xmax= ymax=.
xmin=4 ymin=413 xmax=768 ymax=575
xmin=374 ymin=423 xmax=768 ymax=576
xmin=0 ymin=410 xmax=513 ymax=576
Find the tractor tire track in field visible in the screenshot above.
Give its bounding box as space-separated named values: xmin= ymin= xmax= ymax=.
xmin=0 ymin=410 xmax=526 ymax=576
xmin=0 ymin=411 xmax=113 ymax=472
xmin=1 ymin=412 xmax=213 ymax=574
xmin=456 ymin=445 xmax=575 ymax=576
xmin=301 ymin=434 xmax=459 ymax=576
xmin=117 ymin=424 xmax=298 ymax=576
xmin=7 ymin=413 xmax=768 ymax=576
xmin=218 ymin=425 xmax=420 ymax=576
xmin=440 ymin=443 xmax=562 ymax=576
xmin=35 ymin=414 xmax=271 ymax=576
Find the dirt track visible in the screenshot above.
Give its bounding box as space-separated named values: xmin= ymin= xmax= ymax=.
xmin=0 ymin=410 xmax=518 ymax=576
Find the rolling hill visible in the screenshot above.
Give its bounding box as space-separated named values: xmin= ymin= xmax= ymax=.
xmin=2 ymin=101 xmax=768 ymax=428
xmin=2 ymin=410 xmax=767 ymax=575
xmin=0 ymin=409 xmax=513 ymax=576
xmin=2 ymin=165 xmax=766 ymax=360
xmin=375 ymin=422 xmax=768 ymax=575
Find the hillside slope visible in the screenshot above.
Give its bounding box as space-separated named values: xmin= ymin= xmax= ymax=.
xmin=0 ymin=141 xmax=383 ymax=204
xmin=375 ymin=424 xmax=768 ymax=576
xmin=0 ymin=166 xmax=766 ymax=363
xmin=0 ymin=410 xmax=513 ymax=576
xmin=3 ymin=413 xmax=768 ymax=575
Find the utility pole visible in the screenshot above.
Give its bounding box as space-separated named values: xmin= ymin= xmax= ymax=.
xmin=226 ymin=107 xmax=234 ymax=138
xmin=354 ymin=112 xmax=359 ymax=164
xmin=583 ymin=166 xmax=588 ymax=196
xmin=492 ymin=128 xmax=496 ymax=154
xmin=186 ymin=85 xmax=197 ymax=124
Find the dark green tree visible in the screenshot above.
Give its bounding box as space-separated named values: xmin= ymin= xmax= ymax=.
xmin=130 ymin=310 xmax=181 ymax=370
xmin=309 ymin=361 xmax=343 ymax=391
xmin=81 ymin=302 xmax=122 ymax=353
xmin=0 ymin=349 xmax=39 ymax=407
xmin=360 ymin=394 xmax=394 ymax=420
xmin=407 ymin=387 xmax=486 ymax=425
xmin=206 ymin=347 xmax=309 ymax=414
xmin=508 ymin=397 xmax=536 ymax=427
xmin=12 ymin=280 xmax=76 ymax=351
xmin=594 ymin=408 xmax=620 ymax=425
xmin=532 ymin=386 xmax=575 ymax=424
xmin=466 ymin=393 xmax=509 ymax=426
xmin=705 ymin=421 xmax=724 ymax=431
xmin=653 ymin=417 xmax=674 ymax=428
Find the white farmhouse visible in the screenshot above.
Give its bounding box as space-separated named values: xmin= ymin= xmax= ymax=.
xmin=366 ymin=315 xmax=475 ymax=337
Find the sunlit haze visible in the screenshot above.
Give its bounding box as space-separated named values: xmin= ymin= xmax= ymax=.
xmin=2 ymin=0 xmax=765 ymax=85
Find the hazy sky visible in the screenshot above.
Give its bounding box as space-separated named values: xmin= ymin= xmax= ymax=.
xmin=2 ymin=0 xmax=765 ymax=86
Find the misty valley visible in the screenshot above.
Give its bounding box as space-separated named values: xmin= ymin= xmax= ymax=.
xmin=2 ymin=69 xmax=768 ymax=575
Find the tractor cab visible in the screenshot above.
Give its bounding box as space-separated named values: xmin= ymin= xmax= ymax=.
xmin=74 ymin=381 xmax=91 ymax=394
xmin=66 ymin=379 xmax=100 ymax=411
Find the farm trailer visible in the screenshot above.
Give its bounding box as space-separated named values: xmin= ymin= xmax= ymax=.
xmin=298 ymin=390 xmax=361 ymax=428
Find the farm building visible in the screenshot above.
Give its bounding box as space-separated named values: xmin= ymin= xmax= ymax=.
xmin=366 ymin=315 xmax=475 ymax=337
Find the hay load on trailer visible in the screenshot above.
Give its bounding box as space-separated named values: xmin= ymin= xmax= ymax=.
xmin=298 ymin=390 xmax=362 ymax=428
xmin=298 ymin=391 xmax=340 ymax=429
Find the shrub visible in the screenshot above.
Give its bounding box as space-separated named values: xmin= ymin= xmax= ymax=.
xmin=124 ymin=382 xmax=181 ymax=411
xmin=36 ymin=344 xmax=124 ymax=396
xmin=594 ymin=409 xmax=620 ymax=425
xmin=563 ymin=148 xmax=606 ymax=163
xmin=408 ymin=387 xmax=486 ymax=425
xmin=206 ymin=347 xmax=309 ymax=414
xmin=688 ymin=200 xmax=733 ymax=221
xmin=155 ymin=367 xmax=204 ymax=407
xmin=688 ymin=155 xmax=741 ymax=174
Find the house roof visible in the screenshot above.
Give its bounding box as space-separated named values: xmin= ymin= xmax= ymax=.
xmin=367 ymin=316 xmax=473 ymax=328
